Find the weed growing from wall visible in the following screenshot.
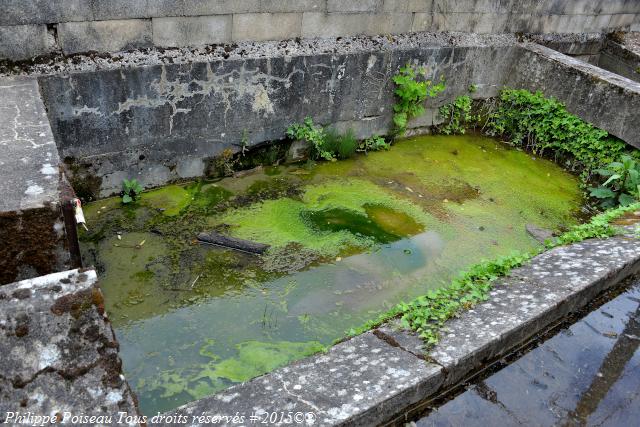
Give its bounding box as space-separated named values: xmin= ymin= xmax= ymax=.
xmin=392 ymin=64 xmax=445 ymax=135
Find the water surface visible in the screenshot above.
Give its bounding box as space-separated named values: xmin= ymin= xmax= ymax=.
xmin=80 ymin=135 xmax=582 ymax=414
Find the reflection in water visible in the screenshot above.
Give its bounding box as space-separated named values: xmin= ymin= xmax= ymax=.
xmin=80 ymin=135 xmax=582 ymax=414
xmin=415 ymin=282 xmax=640 ymax=427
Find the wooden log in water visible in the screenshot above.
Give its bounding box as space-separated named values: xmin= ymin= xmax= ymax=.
xmin=197 ymin=231 xmax=270 ymax=254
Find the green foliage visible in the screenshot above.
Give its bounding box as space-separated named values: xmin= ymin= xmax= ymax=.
xmin=358 ymin=135 xmax=391 ymax=153
xmin=347 ymin=202 xmax=640 ymax=345
xmin=324 ymin=128 xmax=358 ymax=160
xmin=590 ymin=155 xmax=640 ymax=208
xmin=486 ymin=89 xmax=631 ymax=177
xmin=287 ymin=117 xmax=334 ymax=161
xmin=438 ymin=95 xmax=476 ymax=135
xmin=121 ymin=179 xmax=143 ymax=204
xmin=287 ymin=119 xmax=363 ymax=161
xmin=392 ymin=64 xmax=446 ymax=135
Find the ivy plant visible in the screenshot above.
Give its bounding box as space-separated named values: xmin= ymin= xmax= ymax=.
xmin=485 ymin=89 xmax=631 ymax=178
xmin=287 ymin=117 xmax=334 ymax=161
xmin=392 ymin=64 xmax=445 ymax=135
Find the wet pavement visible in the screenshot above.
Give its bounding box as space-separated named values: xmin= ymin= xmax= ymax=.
xmin=412 ymin=279 xmax=640 ymax=427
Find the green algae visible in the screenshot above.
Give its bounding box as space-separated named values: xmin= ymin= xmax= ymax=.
xmin=217 ymin=178 xmax=436 ymax=257
xmin=140 ymin=184 xmax=196 ymax=216
xmin=145 ymin=340 xmax=324 ymax=401
xmin=80 ymin=134 xmax=583 ymax=415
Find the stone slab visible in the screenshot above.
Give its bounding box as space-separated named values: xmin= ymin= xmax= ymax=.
xmin=156 ymin=332 xmax=443 ymax=426
xmin=0 ymin=269 xmax=139 ymax=424
xmin=423 ymin=235 xmax=640 ymax=387
xmin=508 ymin=43 xmax=640 ymax=149
xmin=0 ymin=77 xmax=60 ymax=213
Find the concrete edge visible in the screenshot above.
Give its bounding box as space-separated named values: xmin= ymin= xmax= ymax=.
xmin=156 ymin=225 xmax=640 ymax=426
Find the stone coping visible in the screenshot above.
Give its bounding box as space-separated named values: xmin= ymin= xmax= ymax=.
xmin=154 ymin=227 xmax=640 ymax=426
xmin=0 ymin=76 xmax=60 ymax=212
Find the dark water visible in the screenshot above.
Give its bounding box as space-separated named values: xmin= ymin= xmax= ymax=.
xmin=413 ymin=281 xmax=640 ymax=427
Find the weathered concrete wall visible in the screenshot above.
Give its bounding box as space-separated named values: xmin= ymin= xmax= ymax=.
xmin=2 ymin=0 xmax=640 ymax=60
xmin=507 ymin=43 xmax=640 ymax=149
xmin=37 ymin=34 xmax=520 ymax=197
xmin=0 ymin=77 xmax=72 ymax=285
xmin=598 ymin=39 xmax=640 ymax=82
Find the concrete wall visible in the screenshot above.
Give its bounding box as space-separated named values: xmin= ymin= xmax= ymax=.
xmin=38 ymin=35 xmax=520 ymax=196
xmin=0 ymin=77 xmax=72 ymax=285
xmin=598 ymin=39 xmax=640 ymax=82
xmin=35 ymin=33 xmax=640 ymax=198
xmin=2 ymin=0 xmax=640 ymax=60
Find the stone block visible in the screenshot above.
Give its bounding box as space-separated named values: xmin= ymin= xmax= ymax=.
xmin=608 ymin=13 xmax=637 ymax=31
xmin=302 ymin=12 xmax=413 ymax=37
xmin=0 ymin=0 xmax=93 ymax=26
xmin=0 ymin=269 xmax=139 ymax=419
xmin=153 ymin=16 xmax=232 ymax=48
xmin=0 ymin=24 xmax=55 ymax=60
xmin=0 ymin=76 xmax=71 ymax=284
xmin=327 ymin=0 xmax=383 ymax=13
xmin=58 ymin=19 xmax=152 ymax=55
xmin=260 ymin=0 xmax=326 ymax=13
xmin=232 ymin=13 xmax=302 ymax=42
xmin=183 ymin=0 xmax=261 ymax=15
xmin=92 ymin=0 xmax=149 ymax=20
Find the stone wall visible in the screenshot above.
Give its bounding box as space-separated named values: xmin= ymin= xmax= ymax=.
xmin=35 ymin=32 xmax=640 ymax=198
xmin=37 ymin=34 xmax=520 ymax=197
xmin=2 ymin=0 xmax=640 ymax=60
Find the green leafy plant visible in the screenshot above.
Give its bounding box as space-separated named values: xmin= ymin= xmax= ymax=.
xmin=358 ymin=135 xmax=390 ymax=153
xmin=392 ymin=64 xmax=446 ymax=135
xmin=438 ymin=95 xmax=476 ymax=135
xmin=121 ymin=179 xmax=143 ymax=204
xmin=287 ymin=117 xmax=334 ymax=161
xmin=590 ymin=155 xmax=640 ymax=208
xmin=485 ymin=89 xmax=631 ymax=178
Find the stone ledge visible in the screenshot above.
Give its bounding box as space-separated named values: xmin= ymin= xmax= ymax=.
xmin=158 ymin=230 xmax=640 ymax=426
xmin=0 ymin=76 xmax=70 ymax=285
xmin=0 ymin=269 xmax=139 ymax=424
xmin=508 ymin=42 xmax=640 ymax=149
xmin=155 ymin=332 xmax=444 ymax=426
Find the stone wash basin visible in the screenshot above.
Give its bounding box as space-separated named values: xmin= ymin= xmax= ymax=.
xmin=1 ymin=31 xmax=640 ymax=423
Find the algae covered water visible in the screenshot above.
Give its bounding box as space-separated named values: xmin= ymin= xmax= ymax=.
xmin=80 ymin=135 xmax=582 ymax=414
